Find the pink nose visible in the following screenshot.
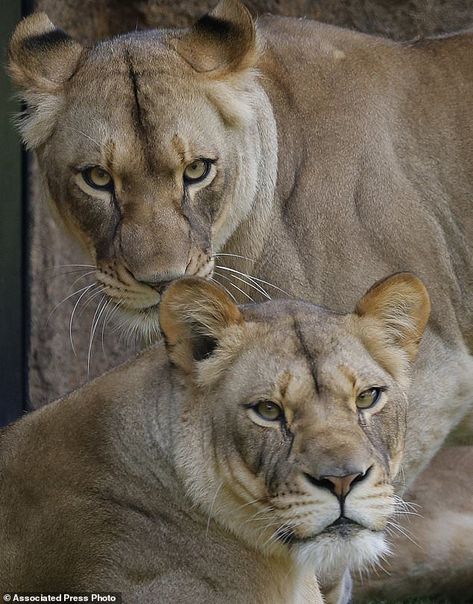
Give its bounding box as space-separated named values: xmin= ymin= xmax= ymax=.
xmin=321 ymin=473 xmax=363 ymax=498
xmin=305 ymin=466 xmax=372 ymax=500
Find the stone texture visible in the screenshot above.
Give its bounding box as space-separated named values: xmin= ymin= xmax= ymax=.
xmin=29 ymin=0 xmax=473 ymax=407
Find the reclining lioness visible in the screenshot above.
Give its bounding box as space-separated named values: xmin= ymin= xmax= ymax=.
xmin=0 ymin=274 xmax=429 ymax=603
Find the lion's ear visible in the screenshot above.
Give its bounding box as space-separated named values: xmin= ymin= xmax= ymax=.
xmin=170 ymin=0 xmax=257 ymax=78
xmin=9 ymin=13 xmax=82 ymax=92
xmin=8 ymin=13 xmax=83 ymax=149
xmin=356 ymin=273 xmax=431 ymax=364
xmin=159 ymin=278 xmax=243 ymax=373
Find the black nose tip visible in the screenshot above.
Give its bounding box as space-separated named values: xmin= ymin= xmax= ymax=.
xmin=305 ymin=465 xmax=372 ymax=500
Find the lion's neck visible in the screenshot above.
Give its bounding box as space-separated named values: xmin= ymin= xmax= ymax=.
xmin=224 ymin=23 xmax=473 ymax=338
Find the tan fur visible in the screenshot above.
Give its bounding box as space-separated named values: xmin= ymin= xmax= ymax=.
xmin=8 ymin=1 xmax=473 ymax=598
xmin=0 ymin=276 xmax=428 ymax=602
xmin=356 ymin=447 xmax=473 ymax=602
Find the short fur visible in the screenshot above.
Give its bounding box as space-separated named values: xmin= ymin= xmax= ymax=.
xmin=0 ymin=276 xmax=428 ymax=602
xmin=356 ymin=447 xmax=473 ymax=603
xmin=8 ymin=1 xmax=473 ymax=598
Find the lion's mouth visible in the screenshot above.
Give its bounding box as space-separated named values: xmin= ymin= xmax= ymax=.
xmin=278 ymin=516 xmax=366 ymax=545
xmin=323 ymin=516 xmax=361 ymax=536
xmin=96 ymin=259 xmax=215 ymax=313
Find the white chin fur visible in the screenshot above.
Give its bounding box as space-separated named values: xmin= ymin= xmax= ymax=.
xmin=115 ymin=305 xmax=162 ymax=344
xmin=293 ymin=531 xmax=390 ymax=582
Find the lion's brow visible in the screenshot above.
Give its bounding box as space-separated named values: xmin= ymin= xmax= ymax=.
xmin=123 ymin=48 xmax=155 ymax=172
xmin=292 ymin=317 xmax=319 ymax=395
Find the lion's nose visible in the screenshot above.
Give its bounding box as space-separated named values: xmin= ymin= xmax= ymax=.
xmin=305 ymin=466 xmax=372 ymax=500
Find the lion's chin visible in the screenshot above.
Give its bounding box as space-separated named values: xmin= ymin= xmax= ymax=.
xmin=293 ymin=529 xmax=389 ymax=580
xmin=114 ymin=302 xmax=162 ymax=344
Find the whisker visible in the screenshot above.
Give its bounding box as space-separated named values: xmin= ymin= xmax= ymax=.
xmin=69 ymin=283 xmax=99 ymax=356
xmin=234 ymin=497 xmax=268 ymax=513
xmin=87 ymin=296 xmax=108 ymax=377
xmin=393 ymin=495 xmax=421 ymax=511
xmin=206 ymin=481 xmax=224 ymax=538
xmin=45 ymin=268 xmax=95 ymax=281
xmin=48 ymin=263 xmax=96 ymax=270
xmin=98 ymin=299 xmax=113 ymax=355
xmin=66 ymin=126 xmax=102 ymax=150
xmin=215 ymin=265 xmax=271 ymax=299
xmin=77 ymin=286 xmax=107 ymax=320
xmin=47 ymin=283 xmax=97 ymax=325
xmin=68 ymin=270 xmax=97 ymax=292
xmin=101 ymin=300 xmax=121 ymax=354
xmin=216 ymin=264 xmax=288 ymax=297
xmin=213 ymin=271 xmax=255 ymax=303
xmin=214 ymin=252 xmax=255 ymax=263
xmin=262 ymin=521 xmax=291 ymax=550
xmin=209 ymin=277 xmax=238 ymax=304
xmin=215 ymin=266 xmax=271 ymax=300
xmin=386 ymin=521 xmax=422 ymax=550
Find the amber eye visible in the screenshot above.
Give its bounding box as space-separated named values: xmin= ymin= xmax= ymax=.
xmin=81 ymin=166 xmax=113 ymax=191
xmin=254 ymin=400 xmax=284 ymax=422
xmin=356 ymin=387 xmax=382 ymax=410
xmin=183 ymin=159 xmax=211 ymax=184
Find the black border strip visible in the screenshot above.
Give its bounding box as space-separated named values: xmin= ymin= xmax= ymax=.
xmin=0 ymin=0 xmax=30 ymax=427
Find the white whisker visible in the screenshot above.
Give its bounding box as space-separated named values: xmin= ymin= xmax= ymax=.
xmin=101 ymin=300 xmax=121 ymax=354
xmin=214 ymin=252 xmax=255 ymax=263
xmin=213 ymin=271 xmax=255 ymax=303
xmin=66 ymin=126 xmax=102 ymax=150
xmin=77 ymin=286 xmax=107 ymax=319
xmin=49 ymin=263 xmax=96 ymax=270
xmin=206 ymin=481 xmax=224 ymax=538
xmin=216 ymin=264 xmax=288 ymax=297
xmin=67 ymin=270 xmax=97 ymax=292
xmin=47 ymin=283 xmax=97 ymax=325
xmin=209 ymin=277 xmax=238 ymax=303
xmin=98 ymin=299 xmax=113 ymax=355
xmin=87 ymin=296 xmax=108 ymax=377
xmin=215 ymin=266 xmax=271 ymax=300
xmin=69 ymin=284 xmax=99 ymax=356
xmin=386 ymin=520 xmax=422 ymax=550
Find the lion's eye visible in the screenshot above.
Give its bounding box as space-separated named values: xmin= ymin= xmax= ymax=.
xmin=254 ymin=400 xmax=283 ymax=422
xmin=183 ymin=159 xmax=211 ymax=184
xmin=81 ymin=167 xmax=113 ymax=191
xmin=356 ymin=387 xmax=382 ymax=410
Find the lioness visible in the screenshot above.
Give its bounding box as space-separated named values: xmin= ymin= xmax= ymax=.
xmin=0 ymin=274 xmax=429 ymax=603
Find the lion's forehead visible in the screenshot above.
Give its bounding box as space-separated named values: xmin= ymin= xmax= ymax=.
xmin=217 ymin=322 xmax=389 ymax=412
xmin=82 ymin=34 xmax=191 ymax=78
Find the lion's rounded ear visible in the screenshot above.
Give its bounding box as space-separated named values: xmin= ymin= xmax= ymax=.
xmin=8 ymin=12 xmax=82 ymax=93
xmin=355 ymin=272 xmax=431 ymax=363
xmin=159 ymin=278 xmax=243 ymax=373
xmin=169 ymin=0 xmax=257 ymax=78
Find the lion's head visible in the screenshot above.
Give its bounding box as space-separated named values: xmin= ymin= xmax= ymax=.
xmin=158 ymin=272 xmax=430 ymax=578
xmin=9 ymin=1 xmax=275 ymax=333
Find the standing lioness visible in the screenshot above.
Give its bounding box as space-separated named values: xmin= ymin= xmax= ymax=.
xmin=0 ymin=275 xmax=429 ymax=603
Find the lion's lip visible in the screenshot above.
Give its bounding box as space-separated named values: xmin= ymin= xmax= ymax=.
xmin=322 ymin=516 xmax=364 ymax=537
xmin=148 ymin=280 xmax=173 ymax=294
xmin=280 ymin=516 xmax=364 ymax=545
xmin=330 ymin=516 xmax=358 ymax=528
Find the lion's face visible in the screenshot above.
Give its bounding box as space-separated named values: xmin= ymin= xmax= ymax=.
xmin=191 ymin=322 xmax=402 ymax=574
xmin=159 ymin=274 xmax=430 ymax=575
xmin=9 ymin=3 xmax=267 ymax=328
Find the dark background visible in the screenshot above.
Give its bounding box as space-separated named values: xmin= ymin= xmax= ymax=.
xmin=2 ymin=0 xmax=473 ymax=425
